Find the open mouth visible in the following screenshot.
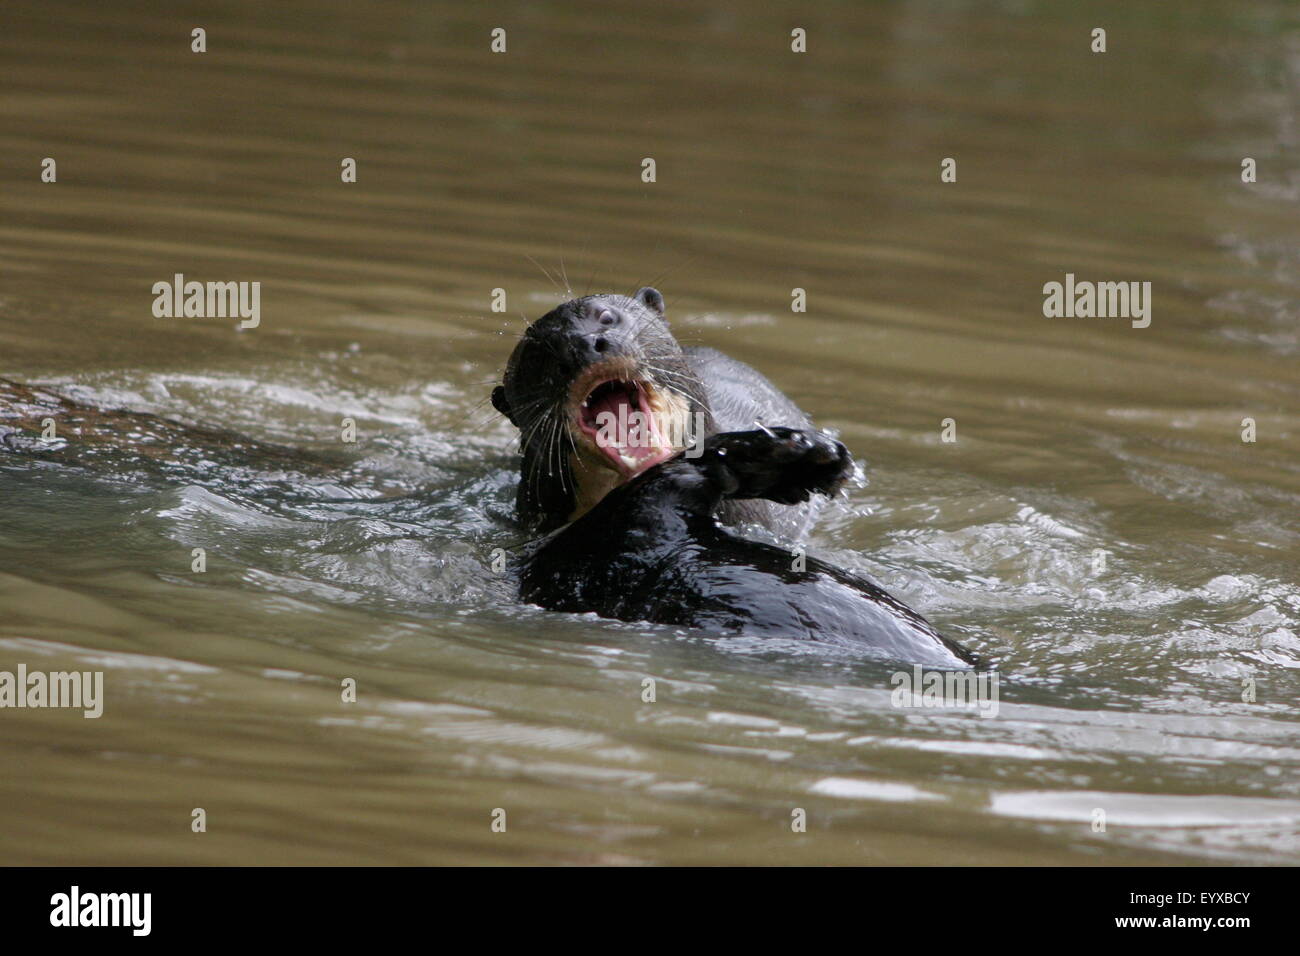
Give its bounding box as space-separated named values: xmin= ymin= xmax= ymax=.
xmin=575 ymin=377 xmax=678 ymax=477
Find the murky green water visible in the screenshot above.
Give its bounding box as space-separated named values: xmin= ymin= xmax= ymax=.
xmin=1 ymin=0 xmax=1297 ymax=864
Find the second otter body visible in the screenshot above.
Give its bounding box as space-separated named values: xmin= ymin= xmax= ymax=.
xmin=491 ymin=287 xmax=815 ymax=539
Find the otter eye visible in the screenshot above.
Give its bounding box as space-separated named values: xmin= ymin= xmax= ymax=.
xmin=598 ymin=309 xmax=617 ymax=326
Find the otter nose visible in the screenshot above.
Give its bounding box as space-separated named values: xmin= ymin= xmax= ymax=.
xmin=570 ymin=327 xmax=623 ymax=363
xmin=569 ymin=304 xmax=628 ymax=362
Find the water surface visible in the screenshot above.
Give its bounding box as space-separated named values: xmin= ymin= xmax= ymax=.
xmin=1 ymin=0 xmax=1297 ymax=864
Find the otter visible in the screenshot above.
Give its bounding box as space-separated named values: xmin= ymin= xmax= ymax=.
xmin=496 ymin=291 xmax=979 ymax=666
xmin=517 ymin=426 xmax=977 ymax=667
xmin=491 ymin=287 xmax=816 ymax=539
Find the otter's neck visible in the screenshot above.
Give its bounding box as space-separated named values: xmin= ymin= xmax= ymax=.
xmin=566 ymin=450 xmax=627 ymax=524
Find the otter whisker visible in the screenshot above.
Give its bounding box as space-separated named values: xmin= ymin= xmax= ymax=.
xmin=644 ymin=251 xmax=701 ymax=292
xmin=501 ymin=393 xmax=558 ymax=421
xmin=546 ymin=409 xmax=568 ymax=496
xmin=640 ymin=365 xmax=706 ymax=392
xmin=562 ymin=413 xmax=579 ymax=460
xmin=637 ymin=375 xmax=696 ymax=407
xmin=518 ymin=407 xmax=555 ymax=457
xmin=638 ymin=359 xmax=707 ymax=385
xmin=638 ymin=363 xmax=708 ymax=396
xmin=525 ymin=255 xmax=563 ymax=295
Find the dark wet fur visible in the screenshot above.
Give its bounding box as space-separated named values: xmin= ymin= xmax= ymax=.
xmin=517 ymin=428 xmax=979 ymax=668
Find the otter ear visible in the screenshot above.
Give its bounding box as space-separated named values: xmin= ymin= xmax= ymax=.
xmin=634 ymin=286 xmax=665 ymax=316
xmin=491 ymin=385 xmax=516 ymax=425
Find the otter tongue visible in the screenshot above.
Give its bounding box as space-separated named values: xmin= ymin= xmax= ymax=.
xmin=589 ymin=387 xmax=629 ymax=436
xmin=591 ymin=385 xmax=664 ymax=468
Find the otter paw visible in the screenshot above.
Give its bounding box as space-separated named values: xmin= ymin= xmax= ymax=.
xmin=707 ymin=427 xmax=853 ymax=503
xmin=762 ymin=428 xmax=852 ymax=502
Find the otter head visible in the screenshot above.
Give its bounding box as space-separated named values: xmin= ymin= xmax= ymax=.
xmin=493 ymin=287 xmax=714 ymax=531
